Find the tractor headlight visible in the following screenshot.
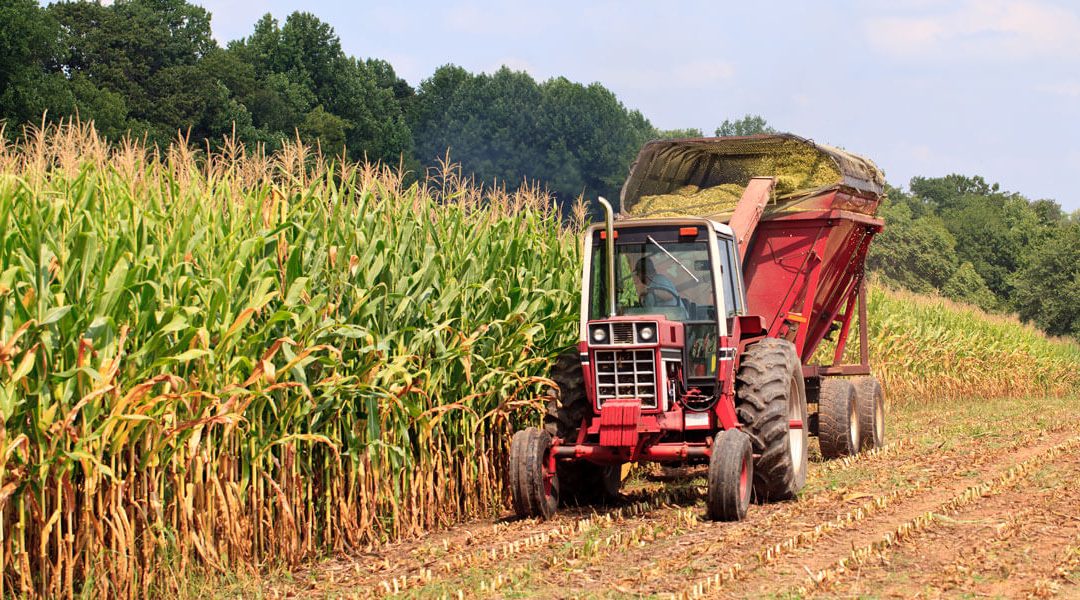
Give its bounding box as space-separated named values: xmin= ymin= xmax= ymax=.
xmin=638 ymin=325 xmax=655 ymax=342
xmin=591 ymin=325 xmax=608 ymax=343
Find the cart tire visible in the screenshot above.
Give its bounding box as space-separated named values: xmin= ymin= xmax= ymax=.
xmin=543 ymin=352 xmax=621 ymax=504
xmin=509 ymin=428 xmax=558 ymax=519
xmin=735 ymin=338 xmax=809 ymax=502
xmin=818 ymin=379 xmax=860 ymax=459
xmin=854 ymin=376 xmax=885 ymax=451
xmin=707 ymin=429 xmax=753 ymax=521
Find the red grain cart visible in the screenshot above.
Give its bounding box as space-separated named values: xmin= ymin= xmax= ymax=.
xmin=510 ymin=134 xmax=886 ymax=521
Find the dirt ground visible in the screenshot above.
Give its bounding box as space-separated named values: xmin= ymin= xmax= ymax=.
xmin=259 ymin=395 xmax=1080 ymax=599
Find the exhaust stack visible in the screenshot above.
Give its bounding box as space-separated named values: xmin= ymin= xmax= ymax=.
xmin=598 ymin=197 xmax=616 ymax=318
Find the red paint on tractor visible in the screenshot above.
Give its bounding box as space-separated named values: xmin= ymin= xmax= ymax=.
xmin=598 ymin=399 xmax=642 ymax=447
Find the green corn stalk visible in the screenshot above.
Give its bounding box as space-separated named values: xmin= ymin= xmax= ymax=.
xmin=0 ymin=122 xmax=581 ymax=597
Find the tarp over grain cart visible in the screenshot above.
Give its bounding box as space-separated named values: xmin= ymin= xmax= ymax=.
xmin=619 ymin=134 xmax=886 ymax=220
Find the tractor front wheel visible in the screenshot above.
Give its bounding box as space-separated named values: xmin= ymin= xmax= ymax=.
xmin=818 ymin=379 xmax=860 ymax=459
xmin=544 ymin=352 xmax=621 ymax=505
xmin=509 ymin=428 xmax=558 ymax=519
xmin=706 ymin=429 xmax=753 ymax=521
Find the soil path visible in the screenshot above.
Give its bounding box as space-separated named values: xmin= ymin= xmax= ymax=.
xmin=262 ymin=397 xmax=1080 ymax=599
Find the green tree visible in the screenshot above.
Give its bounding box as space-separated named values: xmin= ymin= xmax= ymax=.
xmin=867 ymin=199 xmax=958 ymax=294
xmin=328 ymin=58 xmax=413 ymax=165
xmin=654 ymin=127 xmax=704 ymax=139
xmin=942 ymin=262 xmax=996 ymax=310
xmin=909 ymin=174 xmax=997 ymax=213
xmin=411 ymin=65 xmax=653 ymax=208
xmin=226 ymin=13 xmax=412 ymax=163
xmin=69 ymin=74 xmax=129 ymax=140
xmin=1030 ymin=198 xmax=1065 ymax=226
xmin=714 ymin=114 xmax=775 ymax=137
xmin=538 ymin=77 xmax=654 ymax=201
xmin=298 ymin=105 xmax=349 ymax=157
xmin=1012 ymin=223 xmax=1080 ymax=337
xmin=0 ymin=0 xmax=73 ymax=128
xmin=49 ymin=0 xmax=233 ymax=145
xmin=905 ymin=174 xmax=1050 ymax=304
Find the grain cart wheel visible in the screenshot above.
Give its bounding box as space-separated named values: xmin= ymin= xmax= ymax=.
xmin=735 ymin=338 xmax=809 ymax=502
xmin=509 ymin=428 xmax=558 ymax=519
xmin=853 ymin=376 xmax=885 ymax=451
xmin=707 ymin=429 xmax=753 ymax=521
xmin=543 ymin=353 xmax=621 ymax=504
xmin=818 ymin=379 xmax=860 ymax=459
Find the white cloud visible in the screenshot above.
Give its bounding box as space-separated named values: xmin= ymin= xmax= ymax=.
xmin=906 ymin=144 xmax=934 ymax=162
xmin=442 ymin=3 xmax=489 ymax=34
xmin=864 ymin=0 xmax=1080 ymax=61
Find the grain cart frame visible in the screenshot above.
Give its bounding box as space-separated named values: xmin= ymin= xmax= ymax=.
xmin=510 ymin=134 xmax=886 ymax=521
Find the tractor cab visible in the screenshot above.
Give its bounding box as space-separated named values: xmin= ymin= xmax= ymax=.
xmin=582 ymin=218 xmax=743 ymax=407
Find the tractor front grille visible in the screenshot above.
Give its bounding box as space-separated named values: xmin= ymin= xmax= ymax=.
xmin=594 ymin=349 xmax=657 ymax=409
xmin=611 ymin=323 xmax=635 ymax=344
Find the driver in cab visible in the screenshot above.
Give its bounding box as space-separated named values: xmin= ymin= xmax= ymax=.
xmin=633 ymin=257 xmax=680 ymax=307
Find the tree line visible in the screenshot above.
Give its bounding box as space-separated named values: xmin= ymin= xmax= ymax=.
xmin=1 ymin=0 xmax=670 ymax=206
xmin=1 ymin=0 xmax=1077 ymax=338
xmin=869 ymin=176 xmax=1079 ymax=338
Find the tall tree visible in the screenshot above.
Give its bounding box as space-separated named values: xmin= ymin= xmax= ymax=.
xmin=655 ymin=127 xmax=704 ymax=139
xmin=1012 ymin=223 xmax=1080 ymax=337
xmin=909 ymin=175 xmax=1039 ymax=301
xmin=867 ymin=195 xmax=959 ymax=294
xmin=49 ymin=0 xmax=232 ymax=144
xmin=909 ymin=174 xmax=997 ymax=213
xmin=0 ymin=0 xmax=73 ymax=128
xmin=225 ymin=12 xmax=412 ymax=163
xmin=411 ymin=65 xmax=653 ymax=208
xmin=714 ymin=114 xmax=775 ymax=137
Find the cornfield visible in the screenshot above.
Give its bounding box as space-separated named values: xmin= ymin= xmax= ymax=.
xmin=0 ymin=121 xmax=580 ymax=597
xmin=861 ymin=284 xmax=1080 ymax=401
xmin=0 ymin=122 xmax=1078 ymax=598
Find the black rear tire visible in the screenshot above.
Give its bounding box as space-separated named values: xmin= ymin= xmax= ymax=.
xmin=509 ymin=428 xmax=558 ymax=519
xmin=818 ymin=379 xmax=859 ymax=459
xmin=543 ymin=352 xmax=621 ymax=504
xmin=854 ymin=376 xmax=885 ymax=451
xmin=707 ymin=429 xmax=753 ymax=521
xmin=734 ymin=338 xmax=809 ymax=502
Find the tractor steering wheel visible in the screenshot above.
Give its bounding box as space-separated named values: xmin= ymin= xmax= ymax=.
xmin=643 ymin=286 xmax=680 ymax=308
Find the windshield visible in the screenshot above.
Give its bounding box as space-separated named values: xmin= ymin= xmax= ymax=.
xmin=589 ymin=238 xmax=717 ymax=322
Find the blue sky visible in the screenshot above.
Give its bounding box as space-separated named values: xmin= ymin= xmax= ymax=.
xmin=196 ymin=0 xmax=1080 ymax=211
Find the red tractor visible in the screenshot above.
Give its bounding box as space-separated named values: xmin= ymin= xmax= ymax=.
xmin=509 ymin=134 xmax=887 ymax=521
